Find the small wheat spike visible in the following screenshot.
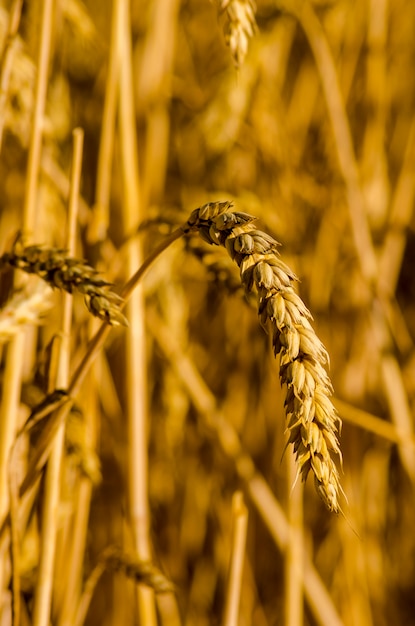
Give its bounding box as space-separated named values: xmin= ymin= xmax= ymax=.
xmin=0 ymin=238 xmax=128 ymax=327
xmin=185 ymin=201 xmax=343 ymax=512
xmin=218 ymin=0 xmax=257 ymax=67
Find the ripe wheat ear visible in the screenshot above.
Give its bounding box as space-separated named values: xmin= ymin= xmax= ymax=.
xmin=218 ymin=0 xmax=257 ymax=67
xmin=0 ymin=239 xmax=127 ymax=326
xmin=185 ymin=200 xmax=343 ymax=512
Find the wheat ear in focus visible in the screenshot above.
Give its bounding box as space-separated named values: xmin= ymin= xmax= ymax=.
xmin=185 ymin=201 xmax=343 ymax=512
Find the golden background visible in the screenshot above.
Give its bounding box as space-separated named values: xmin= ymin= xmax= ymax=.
xmin=0 ymin=0 xmax=414 ymax=625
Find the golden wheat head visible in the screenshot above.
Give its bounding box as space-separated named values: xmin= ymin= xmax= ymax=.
xmin=0 ymin=239 xmax=128 ymax=327
xmin=185 ymin=200 xmax=343 ymax=512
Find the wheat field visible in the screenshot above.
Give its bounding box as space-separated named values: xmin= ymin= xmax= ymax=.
xmin=0 ymin=0 xmax=414 ymax=625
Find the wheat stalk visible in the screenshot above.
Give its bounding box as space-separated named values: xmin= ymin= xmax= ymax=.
xmin=218 ymin=0 xmax=257 ymax=67
xmin=185 ymin=200 xmax=343 ymax=512
xmin=0 ymin=240 xmax=128 ymax=327
xmin=223 ymin=491 xmax=248 ymax=626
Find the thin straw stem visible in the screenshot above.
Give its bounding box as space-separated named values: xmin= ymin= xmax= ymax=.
xmin=87 ymin=0 xmax=119 ymax=243
xmin=117 ymin=0 xmax=157 ymax=621
xmin=284 ymin=455 xmax=303 ymax=626
xmin=0 ymin=0 xmax=24 ymax=153
xmin=22 ymin=0 xmax=54 ymax=236
xmin=223 ymin=491 xmax=248 ymax=626
xmin=379 ymin=355 xmax=415 ymax=481
xmin=56 ymin=367 xmax=97 ymax=626
xmin=334 ymin=399 xmax=415 ymax=446
xmin=378 ymin=116 xmax=415 ymax=297
xmin=31 ymin=338 xmax=65 ymax=626
xmin=73 ymin=555 xmax=107 ymax=626
xmin=139 ymin=0 xmax=180 ymax=208
xmin=32 ymin=128 xmax=84 ymax=626
xmin=0 ymin=335 xmax=25 ymax=522
xmin=55 ymin=127 xmax=92 ymax=626
xmin=6 ymin=335 xmax=25 ymax=626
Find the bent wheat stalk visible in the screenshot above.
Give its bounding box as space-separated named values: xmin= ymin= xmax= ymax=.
xmin=74 ymin=547 xmax=173 ymax=626
xmin=185 ymin=201 xmax=343 ymax=512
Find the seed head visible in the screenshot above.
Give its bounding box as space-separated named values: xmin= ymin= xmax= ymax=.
xmin=187 ymin=201 xmax=343 ymax=512
xmin=0 ymin=240 xmax=128 ymax=327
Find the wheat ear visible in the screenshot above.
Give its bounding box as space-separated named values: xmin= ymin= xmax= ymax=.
xmin=0 ymin=240 xmax=127 ymax=327
xmin=218 ymin=0 xmax=257 ymax=67
xmin=185 ymin=201 xmax=343 ymax=512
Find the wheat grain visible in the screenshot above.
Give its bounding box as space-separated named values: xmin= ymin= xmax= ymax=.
xmin=185 ymin=201 xmax=343 ymax=512
xmin=218 ymin=0 xmax=257 ymax=67
xmin=0 ymin=239 xmax=128 ymax=327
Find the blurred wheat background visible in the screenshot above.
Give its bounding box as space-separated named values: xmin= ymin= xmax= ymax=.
xmin=0 ymin=0 xmax=414 ymax=625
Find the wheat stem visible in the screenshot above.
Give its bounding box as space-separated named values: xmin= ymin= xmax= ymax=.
xmin=5 ymin=334 xmax=25 ymax=626
xmin=378 ymin=116 xmax=415 ymax=297
xmin=32 ymin=128 xmax=83 ymax=626
xmin=41 ymin=153 xmax=91 ymax=227
xmin=284 ymin=454 xmax=303 ymax=626
xmin=0 ymin=336 xmax=25 ymax=522
xmin=223 ymin=491 xmax=248 ymax=626
xmin=0 ymin=0 xmax=24 ymax=153
xmin=56 ymin=129 xmax=91 ymax=624
xmin=334 ymin=399 xmax=415 ymax=446
xmin=73 ymin=554 xmax=106 ymax=626
xmin=55 ymin=359 xmax=98 ymax=626
xmin=139 ymin=0 xmax=180 ymax=208
xmin=117 ymin=0 xmax=158 ymax=620
xmin=379 ymin=355 xmax=415 ymax=481
xmin=87 ymin=0 xmax=119 ymax=244
xmin=22 ymin=0 xmax=54 ymax=236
